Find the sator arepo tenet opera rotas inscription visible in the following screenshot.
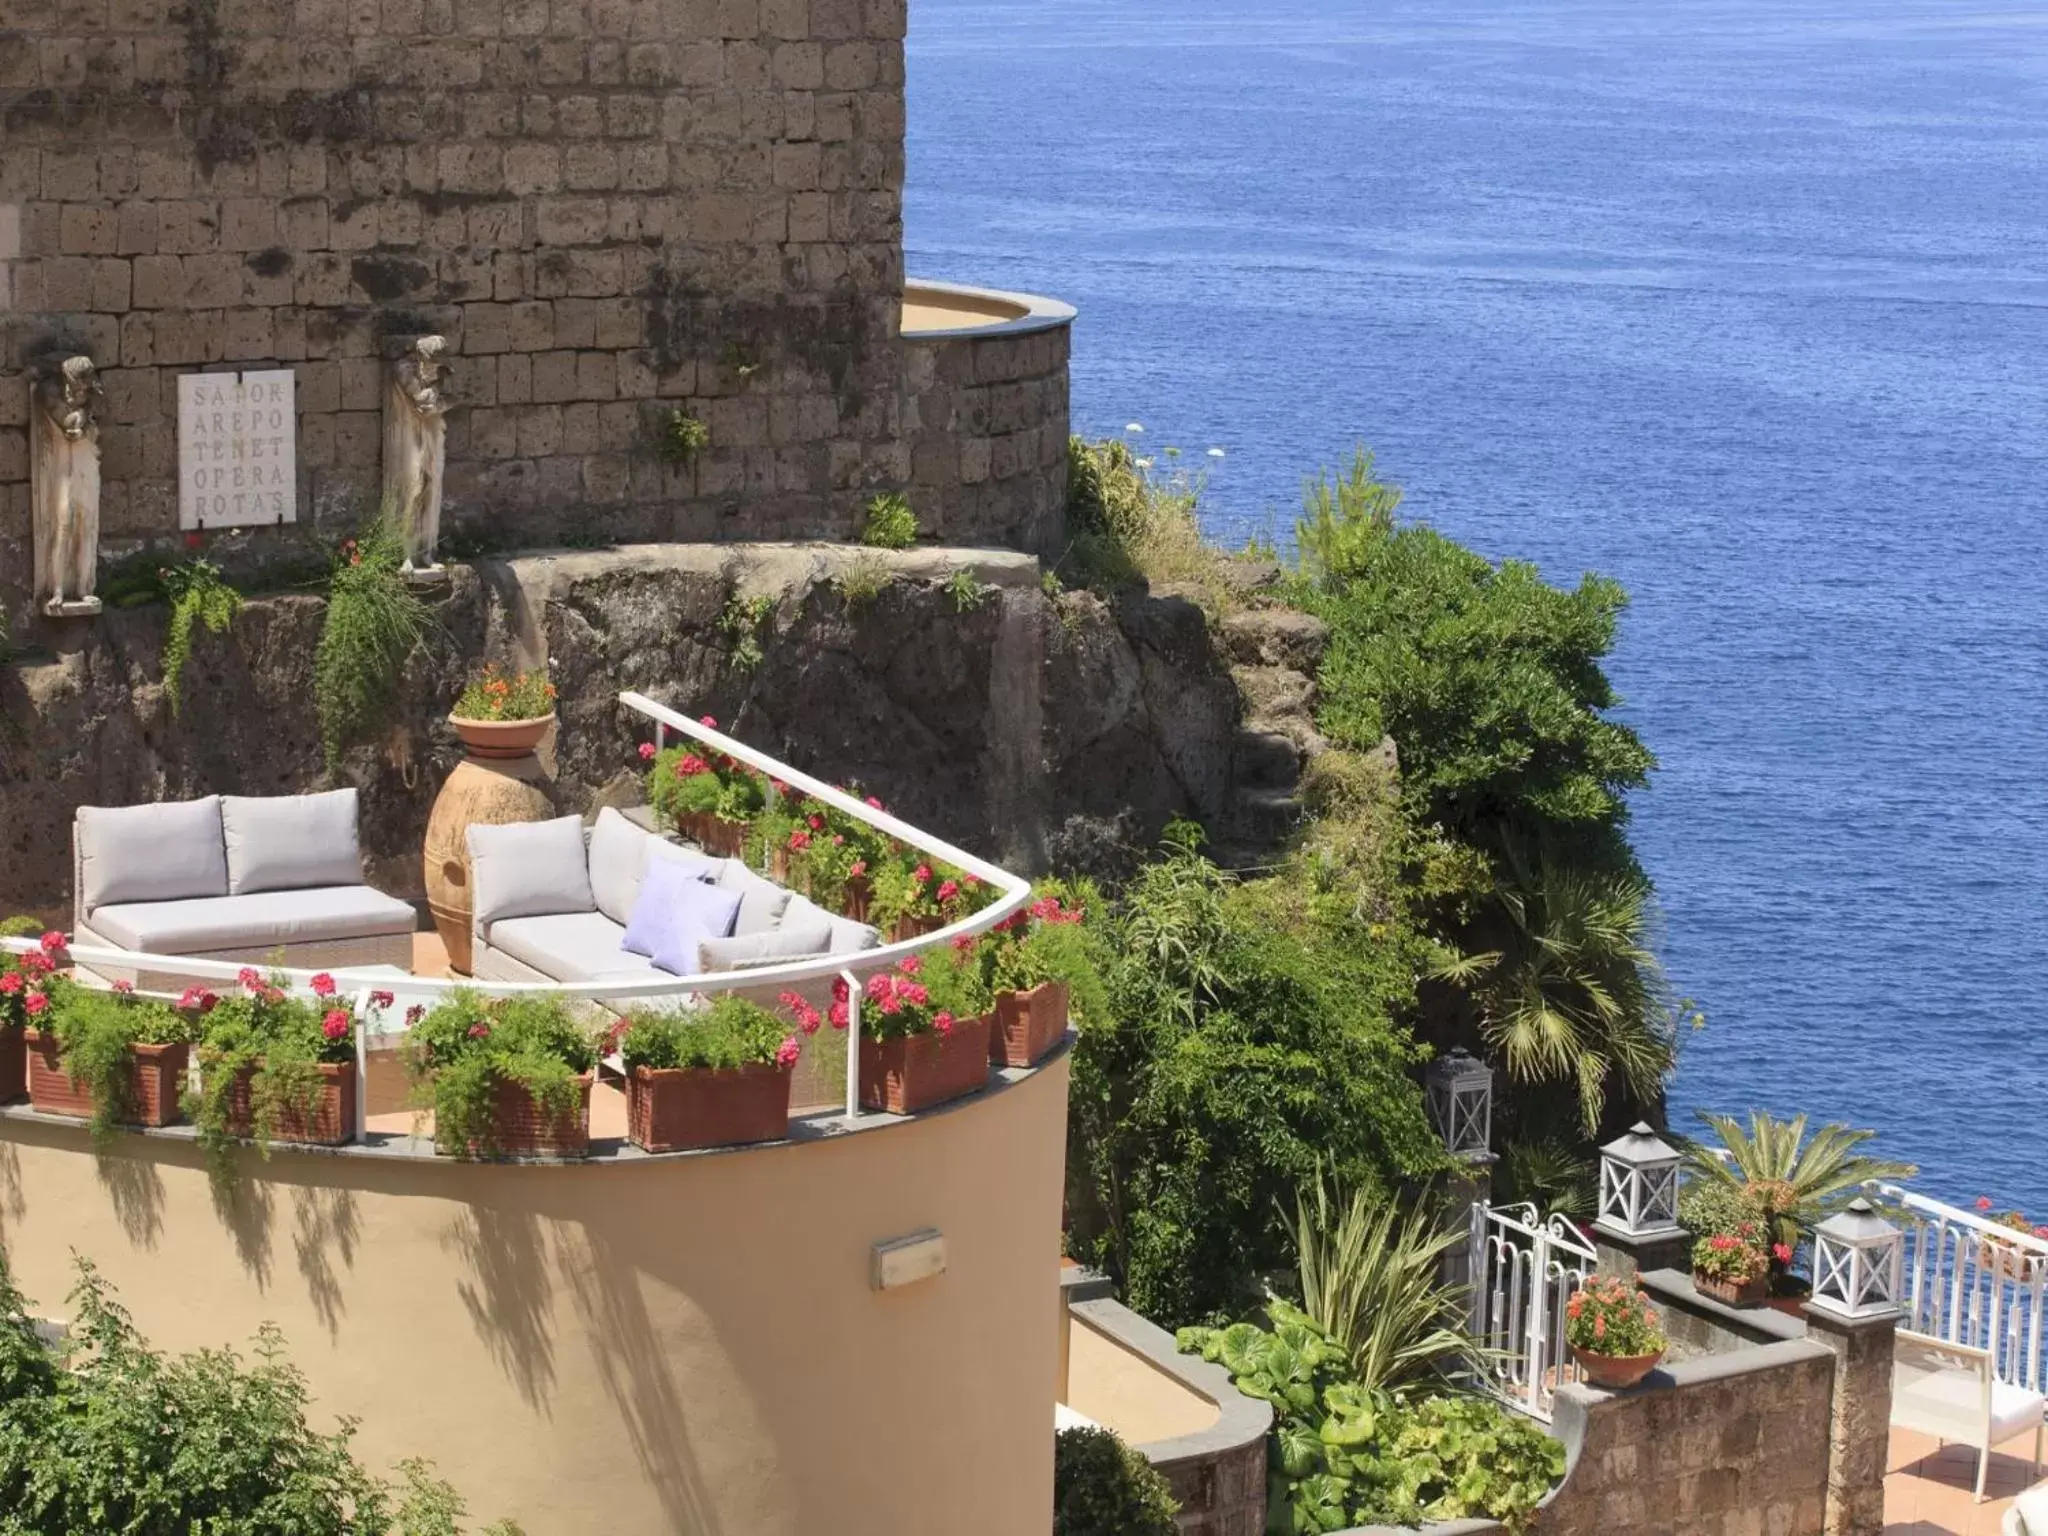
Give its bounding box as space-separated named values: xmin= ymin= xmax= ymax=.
xmin=178 ymin=369 xmax=297 ymax=529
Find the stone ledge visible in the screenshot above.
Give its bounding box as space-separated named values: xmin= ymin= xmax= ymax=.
xmin=1639 ymin=1265 xmax=1810 ymax=1347
xmin=1064 ymin=1292 xmax=1272 ymax=1470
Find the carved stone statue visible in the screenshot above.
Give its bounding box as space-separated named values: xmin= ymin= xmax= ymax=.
xmin=31 ymin=355 xmax=105 ymax=618
xmin=383 ymin=335 xmax=450 ymax=582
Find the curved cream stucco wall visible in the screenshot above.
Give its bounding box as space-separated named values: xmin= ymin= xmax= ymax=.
xmin=0 ymin=1056 xmax=1070 ymax=1536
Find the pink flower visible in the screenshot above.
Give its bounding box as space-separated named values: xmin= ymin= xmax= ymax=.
xmin=775 ymin=1036 xmax=801 ymax=1068
xmin=322 ymin=1010 xmax=350 ymax=1041
xmin=467 ymin=1022 xmax=491 ymax=1039
xmin=937 ymin=879 xmax=960 ymax=903
xmin=677 ymin=754 xmax=709 ymax=777
xmin=405 ymin=1004 xmax=425 ymax=1026
xmin=638 ymin=742 xmax=657 ymax=761
xmin=832 ymin=834 xmax=844 ymax=846
xmin=1979 ymin=1197 xmax=1996 ymax=1212
xmin=2035 ymin=1226 xmax=2048 ymax=1240
xmin=112 ymin=979 xmax=133 ymax=995
xmin=23 ymin=993 xmax=47 ymax=1016
xmin=1594 ymin=1315 xmax=1607 ymax=1340
xmin=831 ymin=975 xmax=850 ymax=1004
xmin=932 ymin=1010 xmax=954 ymax=1038
xmin=310 ymin=973 xmax=336 ymax=998
xmin=238 ymin=966 xmax=264 ymax=991
xmin=18 ymin=951 xmax=49 ymax=976
xmin=965 ymin=874 xmax=981 ymax=887
xmin=699 ymin=715 xmax=717 ymax=727
xmin=864 ymin=795 xmax=883 ymax=810
xmin=37 ymin=931 xmax=66 ymax=955
xmin=848 ymin=860 xmax=866 ymax=878
xmin=828 ymin=1000 xmax=849 ymax=1030
xmin=369 ymin=990 xmax=395 ymax=1009
xmin=896 ymin=954 xmax=922 ymax=977
xmin=1773 ymin=1243 xmax=1794 ymax=1265
xmin=807 ymin=814 xmax=824 ymax=830
xmin=0 ymin=974 xmax=19 ymax=996
xmin=865 ymin=974 xmax=894 ymax=1003
xmin=900 ymin=982 xmax=928 ymax=1007
xmin=913 ymin=864 xmax=932 ymax=884
xmin=177 ymin=985 xmax=217 ymax=1013
xmin=951 ymin=934 xmax=975 ymax=954
xmin=1710 ymin=1234 xmax=1737 ymax=1251
xmin=788 ymin=830 xmax=811 ymax=851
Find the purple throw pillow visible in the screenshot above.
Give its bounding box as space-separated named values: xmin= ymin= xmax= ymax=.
xmin=621 ymin=854 xmax=732 ymax=959
xmin=648 ymin=877 xmax=744 ymax=977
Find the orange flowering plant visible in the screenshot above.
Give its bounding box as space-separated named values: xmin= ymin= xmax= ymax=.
xmin=453 ymin=664 xmax=556 ymax=722
xmin=1564 ymin=1276 xmax=1666 ymax=1357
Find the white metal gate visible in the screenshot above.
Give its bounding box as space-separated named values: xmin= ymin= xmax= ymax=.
xmin=1467 ymin=1200 xmax=1599 ymax=1421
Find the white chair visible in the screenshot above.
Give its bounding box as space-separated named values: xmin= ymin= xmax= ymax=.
xmin=2004 ymin=1481 xmax=2048 ymax=1535
xmin=1891 ymin=1328 xmax=2045 ymax=1502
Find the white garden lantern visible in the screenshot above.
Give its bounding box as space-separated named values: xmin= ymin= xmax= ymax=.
xmin=1809 ymin=1199 xmax=1903 ymax=1322
xmin=1425 ymin=1049 xmax=1493 ymax=1162
xmin=1596 ymin=1122 xmax=1682 ymax=1237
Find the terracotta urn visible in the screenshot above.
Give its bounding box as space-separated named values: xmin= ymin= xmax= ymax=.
xmin=1570 ymin=1344 xmax=1664 ymax=1391
xmin=425 ymin=716 xmax=555 ymax=975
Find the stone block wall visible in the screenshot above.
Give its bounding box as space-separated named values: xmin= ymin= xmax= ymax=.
xmin=0 ymin=0 xmax=921 ymax=622
xmin=904 ymin=319 xmax=1069 ymax=559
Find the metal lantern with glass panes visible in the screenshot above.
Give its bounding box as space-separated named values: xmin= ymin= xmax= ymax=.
xmin=1596 ymin=1122 xmax=1683 ymax=1237
xmin=1425 ymin=1049 xmax=1493 ymax=1162
xmin=1808 ymin=1199 xmax=1903 ymax=1321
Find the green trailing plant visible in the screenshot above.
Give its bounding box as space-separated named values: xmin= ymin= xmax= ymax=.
xmin=452 ymin=663 xmax=555 ymax=722
xmin=719 ymin=592 xmax=775 ymax=671
xmin=34 ymin=977 xmax=188 ymax=1142
xmin=0 ymin=1248 xmax=522 ymax=1533
xmin=1681 ymin=1110 xmax=1917 ymax=1256
xmin=1177 ymin=1302 xmax=1562 ymax=1533
xmin=858 ymin=492 xmax=918 ymax=549
xmin=1287 ymin=1173 xmax=1482 ymax=1394
xmin=658 ymin=409 xmax=710 ymax=464
xmin=617 ymin=996 xmax=800 ymax=1073
xmin=835 ymin=553 xmax=890 ymax=608
xmin=1052 ymin=1426 xmax=1180 ymax=1536
xmin=943 ymin=567 xmax=990 ymax=612
xmin=158 ymin=557 xmax=242 ymax=716
xmin=314 ymin=522 xmax=430 ymax=773
xmin=403 ymin=991 xmax=598 ymax=1160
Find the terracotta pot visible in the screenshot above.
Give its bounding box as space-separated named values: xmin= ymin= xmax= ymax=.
xmin=990 ymin=981 xmax=1068 ymax=1068
xmin=223 ymin=1060 xmax=357 ymax=1146
xmin=25 ymin=1030 xmax=187 ymax=1127
xmin=1693 ymin=1269 xmax=1768 ymax=1308
xmin=1981 ymin=1241 xmax=2047 ymax=1285
xmin=449 ymin=712 xmax=554 ymax=760
xmin=678 ymin=812 xmax=747 ymax=859
xmin=859 ymin=1015 xmax=992 ymax=1114
xmin=1571 ymin=1344 xmax=1664 ymax=1390
xmin=0 ymin=1026 xmax=25 ymax=1105
xmin=627 ymin=1062 xmax=792 ymax=1152
xmin=424 ymin=752 xmax=553 ymax=976
xmin=438 ymin=1071 xmax=592 ymax=1160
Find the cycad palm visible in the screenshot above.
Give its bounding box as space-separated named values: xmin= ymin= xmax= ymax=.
xmin=1683 ymin=1111 xmax=1917 ymax=1250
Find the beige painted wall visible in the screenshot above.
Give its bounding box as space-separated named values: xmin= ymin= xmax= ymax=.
xmin=1062 ymin=1315 xmax=1222 ymax=1445
xmin=0 ymin=1057 xmax=1069 ymax=1536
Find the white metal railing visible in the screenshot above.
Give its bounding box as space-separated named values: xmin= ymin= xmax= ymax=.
xmin=2 ymin=694 xmax=1034 ymax=1128
xmin=1468 ymin=1200 xmax=1598 ymax=1421
xmin=1874 ymin=1180 xmax=2048 ymax=1395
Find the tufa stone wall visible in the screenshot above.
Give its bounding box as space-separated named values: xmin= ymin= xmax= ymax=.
xmin=0 ymin=0 xmax=943 ymax=625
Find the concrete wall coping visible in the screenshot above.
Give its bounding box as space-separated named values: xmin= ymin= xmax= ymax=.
xmin=1557 ymin=1334 xmax=1835 ymax=1407
xmin=1065 ymin=1290 xmax=1273 ymax=1469
xmin=1638 ymin=1266 xmax=1811 ymax=1345
xmin=902 ymin=278 xmax=1078 ymax=340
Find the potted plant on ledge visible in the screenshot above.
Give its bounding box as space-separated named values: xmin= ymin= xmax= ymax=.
xmin=448 ymin=663 xmax=557 ymax=759
xmin=405 ymin=991 xmax=599 ymax=1160
xmin=1691 ymin=1224 xmax=1772 ymax=1308
xmin=856 ymin=956 xmax=991 ymax=1114
xmin=1564 ymin=1276 xmax=1667 ymax=1390
xmin=618 ymin=996 xmax=807 ymax=1153
xmin=26 ymin=973 xmax=190 ymax=1136
xmin=1975 ymin=1198 xmax=2048 ymax=1284
xmin=642 ymin=717 xmax=758 ymax=857
xmin=0 ymin=920 xmax=58 ymax=1103
xmin=963 ymin=891 xmax=1098 ymax=1069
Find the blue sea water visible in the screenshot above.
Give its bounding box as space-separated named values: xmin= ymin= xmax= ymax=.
xmin=906 ymin=0 xmax=2048 ymax=1213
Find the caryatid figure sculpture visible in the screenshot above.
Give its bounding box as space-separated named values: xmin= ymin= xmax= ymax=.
xmin=384 ymin=335 xmax=450 ymax=581
xmin=31 ymin=355 xmax=105 ymax=617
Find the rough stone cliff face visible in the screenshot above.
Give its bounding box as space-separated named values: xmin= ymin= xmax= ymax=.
xmin=0 ymin=543 xmax=1262 ymax=913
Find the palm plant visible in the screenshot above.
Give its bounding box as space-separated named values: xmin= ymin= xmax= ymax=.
xmin=1435 ymin=854 xmax=1680 ymax=1134
xmin=1682 ymin=1110 xmax=1917 ymax=1253
xmin=1286 ymin=1173 xmax=1481 ymax=1393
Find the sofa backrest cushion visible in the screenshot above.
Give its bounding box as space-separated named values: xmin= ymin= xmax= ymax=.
xmin=76 ymin=796 xmax=230 ymax=912
xmin=621 ymin=852 xmax=722 ymax=958
xmin=715 ymin=860 xmax=794 ymax=936
xmin=2009 ymin=1485 xmax=2048 ymax=1536
xmin=221 ymin=790 xmax=364 ymax=895
xmin=698 ymin=922 xmax=835 ymax=973
xmin=642 ymin=870 xmax=744 ymax=977
xmin=780 ymin=895 xmax=882 ymax=956
xmin=588 ymin=808 xmax=718 ymax=927
xmin=468 ymin=817 xmax=594 ymax=931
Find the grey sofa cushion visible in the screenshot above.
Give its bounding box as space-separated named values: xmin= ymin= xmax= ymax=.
xmin=88 ymin=885 xmax=416 ymax=954
xmin=698 ymin=924 xmax=834 ymax=973
xmin=715 ymin=860 xmax=794 ymax=935
xmin=780 ymin=895 xmax=882 ymax=956
xmin=588 ymin=808 xmax=718 ymax=927
xmin=221 ymin=790 xmax=364 ymax=895
xmin=468 ymin=816 xmax=594 ymax=928
xmin=77 ymin=796 xmax=230 ymax=912
xmin=488 ymin=911 xmax=670 ymax=985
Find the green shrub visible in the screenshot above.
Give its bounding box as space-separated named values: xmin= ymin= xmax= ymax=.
xmin=1052 ymin=1426 xmax=1178 ymax=1536
xmin=1062 ymin=437 xmax=1233 ymax=610
xmin=619 ymin=996 xmax=798 ymax=1073
xmin=314 ymin=521 xmax=430 ymax=773
xmin=404 ymin=991 xmax=597 ymax=1160
xmin=719 ymin=592 xmax=775 ymax=670
xmin=858 ymin=492 xmax=918 ymax=549
xmin=659 ymin=409 xmax=710 ymax=464
xmin=943 ymin=567 xmax=990 ymax=611
xmin=835 ymin=553 xmax=890 ymax=608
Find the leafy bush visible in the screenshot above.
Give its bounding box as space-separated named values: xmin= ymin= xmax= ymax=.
xmin=618 ymin=996 xmax=800 ymax=1073
xmin=314 ymin=522 xmax=430 ymax=772
xmin=719 ymin=592 xmax=775 ymax=670
xmin=658 ymin=409 xmax=710 ymax=464
xmin=0 ymin=1248 xmax=521 ymax=1534
xmin=404 ymin=992 xmax=597 ymax=1160
xmin=1681 ymin=1110 xmax=1915 ymax=1255
xmin=159 ymin=557 xmax=242 ymax=716
xmin=1052 ymin=1426 xmax=1179 ymax=1536
xmin=1178 ymin=1301 xmax=1563 ymax=1532
xmin=1062 ymin=437 xmax=1235 ymax=610
xmin=859 ymin=492 xmax=918 ymax=549
xmin=452 ymin=664 xmax=554 ymax=722
xmin=943 ymin=567 xmax=989 ymax=611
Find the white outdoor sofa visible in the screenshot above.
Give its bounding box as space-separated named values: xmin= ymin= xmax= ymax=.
xmin=1892 ymin=1328 xmax=2046 ymax=1502
xmin=466 ymin=808 xmax=880 ymax=1010
xmin=2006 ymin=1482 xmax=2048 ymax=1535
xmin=72 ymin=790 xmax=417 ymax=991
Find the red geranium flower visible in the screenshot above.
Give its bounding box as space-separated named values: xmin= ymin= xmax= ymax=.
xmin=37 ymin=931 xmax=66 ymax=955
xmin=322 ymin=1010 xmax=350 ymax=1041
xmin=23 ymin=993 xmax=47 ymax=1016
xmin=0 ymin=974 xmax=19 ymax=996
xmin=638 ymin=742 xmax=657 ymax=761
xmin=310 ymin=972 xmax=336 ymax=998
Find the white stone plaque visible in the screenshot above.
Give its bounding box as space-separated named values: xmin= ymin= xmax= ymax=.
xmin=178 ymin=369 xmax=297 ymax=529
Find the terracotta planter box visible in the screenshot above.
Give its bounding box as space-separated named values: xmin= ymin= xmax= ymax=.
xmin=840 ymin=876 xmax=872 ymax=924
xmin=887 ymin=913 xmax=945 ymax=944
xmin=1981 ymin=1241 xmax=2047 ymax=1285
xmin=25 ymin=1030 xmax=187 ymax=1127
xmin=224 ymin=1060 xmax=358 ymax=1146
xmin=1570 ymin=1344 xmax=1664 ymax=1390
xmin=859 ymin=1015 xmax=992 ymax=1114
xmin=450 ymin=713 xmax=553 ymax=761
xmin=1693 ymin=1269 xmax=1768 ymax=1308
xmin=438 ymin=1072 xmax=592 ymax=1160
xmin=627 ymin=1062 xmax=793 ymax=1152
xmin=0 ymin=1026 xmax=24 ymax=1105
xmin=990 ymin=981 xmax=1068 ymax=1068
xmin=679 ymin=813 xmax=747 ymax=859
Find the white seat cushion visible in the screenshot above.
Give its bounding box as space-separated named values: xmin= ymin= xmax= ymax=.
xmin=89 ymin=886 xmax=416 ymax=954
xmin=77 ymin=797 xmax=229 ymax=910
xmin=586 ymin=808 xmax=721 ymax=926
xmin=221 ymin=790 xmax=364 ymax=895
xmin=489 ymin=912 xmax=670 ymax=985
xmin=779 ymin=895 xmax=881 ymax=956
xmin=1991 ymin=1381 xmax=2048 ymax=1442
